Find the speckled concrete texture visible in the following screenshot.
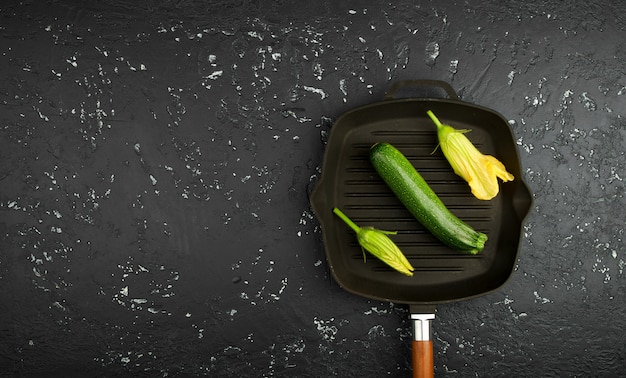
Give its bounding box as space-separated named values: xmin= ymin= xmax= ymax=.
xmin=1 ymin=0 xmax=624 ymax=376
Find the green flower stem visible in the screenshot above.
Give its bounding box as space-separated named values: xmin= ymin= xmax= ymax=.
xmin=426 ymin=110 xmax=443 ymax=129
xmin=332 ymin=207 xmax=360 ymax=233
xmin=428 ymin=110 xmax=470 ymax=135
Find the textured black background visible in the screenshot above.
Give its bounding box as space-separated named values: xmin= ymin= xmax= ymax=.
xmin=1 ymin=1 xmax=625 ymax=376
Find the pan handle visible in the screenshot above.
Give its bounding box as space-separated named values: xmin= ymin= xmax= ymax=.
xmin=411 ymin=313 xmax=436 ymax=378
xmin=384 ymin=80 xmax=460 ymax=101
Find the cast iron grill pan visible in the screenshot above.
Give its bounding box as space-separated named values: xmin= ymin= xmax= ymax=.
xmin=310 ymin=80 xmax=533 ymax=377
xmin=311 ymin=83 xmax=531 ymax=305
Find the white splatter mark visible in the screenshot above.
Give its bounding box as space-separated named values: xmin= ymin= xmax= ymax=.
xmin=206 ymin=70 xmax=223 ymax=80
xmin=313 ymin=62 xmax=324 ymax=80
xmin=579 ymin=92 xmax=597 ymax=111
xmin=339 ymin=79 xmax=347 ymax=96
xmin=313 ymin=317 xmax=339 ymax=342
xmin=278 ymin=277 xmax=287 ymax=295
xmin=302 ymin=85 xmax=328 ymax=99
xmin=364 ymin=306 xmax=390 ymax=315
xmin=533 ymin=291 xmax=552 ymax=304
xmin=247 ymin=31 xmax=263 ymax=40
xmin=66 ymin=55 xmax=78 ymax=68
xmin=449 ymin=59 xmax=458 ymax=75
xmin=508 ymin=70 xmax=516 ymax=86
xmin=367 ymin=325 xmax=386 ymax=339
xmin=425 ymin=41 xmax=439 ymax=65
xmin=34 ymin=107 xmax=50 ymax=121
xmin=284 ymin=338 xmax=306 ymax=354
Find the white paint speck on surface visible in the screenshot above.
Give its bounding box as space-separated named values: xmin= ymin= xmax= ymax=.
xmin=449 ymin=59 xmax=458 ymax=75
xmin=508 ymin=70 xmax=516 ymax=86
xmin=339 ymin=79 xmax=347 ymax=97
xmin=206 ymin=70 xmax=223 ymax=80
xmin=313 ymin=317 xmax=339 ymax=342
xmin=302 ymin=85 xmax=328 ymax=99
xmin=425 ymin=41 xmax=440 ymax=63
xmin=533 ymin=291 xmax=552 ymax=304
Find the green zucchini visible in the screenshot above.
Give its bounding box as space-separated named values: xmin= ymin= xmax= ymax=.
xmin=369 ymin=142 xmax=487 ymax=254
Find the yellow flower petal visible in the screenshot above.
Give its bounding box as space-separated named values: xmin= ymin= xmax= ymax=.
xmin=465 ymin=155 xmax=511 ymax=200
xmin=428 ymin=110 xmax=514 ymax=201
xmin=357 ymin=227 xmax=414 ymax=276
xmin=333 ymin=208 xmax=414 ymax=276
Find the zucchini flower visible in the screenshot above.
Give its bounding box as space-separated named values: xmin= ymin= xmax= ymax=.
xmin=427 ymin=110 xmax=514 ymax=200
xmin=333 ymin=208 xmax=414 ymax=276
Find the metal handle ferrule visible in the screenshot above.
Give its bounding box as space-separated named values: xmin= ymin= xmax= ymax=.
xmin=411 ymin=313 xmax=436 ymax=341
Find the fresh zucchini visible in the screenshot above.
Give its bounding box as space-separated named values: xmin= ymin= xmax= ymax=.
xmin=369 ymin=142 xmax=487 ymax=254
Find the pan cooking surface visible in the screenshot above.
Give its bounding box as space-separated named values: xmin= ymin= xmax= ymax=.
xmin=311 ymin=98 xmax=532 ymax=305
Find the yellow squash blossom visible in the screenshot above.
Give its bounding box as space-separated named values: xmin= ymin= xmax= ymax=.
xmin=427 ymin=110 xmax=514 ymax=201
xmin=333 ymin=208 xmax=414 ymax=276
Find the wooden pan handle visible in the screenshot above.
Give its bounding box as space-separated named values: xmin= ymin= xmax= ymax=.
xmin=412 ymin=340 xmax=434 ymax=378
xmin=411 ymin=313 xmax=436 ymax=378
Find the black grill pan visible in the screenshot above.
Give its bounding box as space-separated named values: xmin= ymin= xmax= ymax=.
xmin=310 ymin=80 xmax=533 ymax=377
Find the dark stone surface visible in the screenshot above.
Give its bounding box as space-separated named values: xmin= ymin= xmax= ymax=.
xmin=1 ymin=0 xmax=624 ymax=376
